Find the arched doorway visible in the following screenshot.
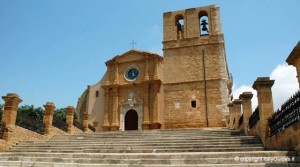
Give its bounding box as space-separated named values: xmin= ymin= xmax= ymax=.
xmin=125 ymin=110 xmax=138 ymax=130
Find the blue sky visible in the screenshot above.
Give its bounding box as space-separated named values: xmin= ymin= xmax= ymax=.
xmin=1 ymin=0 xmax=299 ymax=108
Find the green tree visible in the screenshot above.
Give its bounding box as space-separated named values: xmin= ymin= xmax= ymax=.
xmin=54 ymin=108 xmax=67 ymax=121
xmin=18 ymin=105 xmax=44 ymax=121
xmin=0 ymin=103 xmax=3 ymax=120
xmin=54 ymin=108 xmax=78 ymax=121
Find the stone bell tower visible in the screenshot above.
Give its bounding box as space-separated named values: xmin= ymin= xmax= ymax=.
xmin=162 ymin=5 xmax=232 ymax=128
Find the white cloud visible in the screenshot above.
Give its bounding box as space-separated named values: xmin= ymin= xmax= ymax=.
xmin=232 ymin=84 xmax=258 ymax=111
xmin=232 ymin=63 xmax=298 ymax=112
xmin=270 ymin=64 xmax=298 ymax=110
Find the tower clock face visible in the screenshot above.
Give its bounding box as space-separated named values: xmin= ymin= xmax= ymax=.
xmin=126 ymin=68 xmax=139 ymax=80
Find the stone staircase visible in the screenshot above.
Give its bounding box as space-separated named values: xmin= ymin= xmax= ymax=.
xmin=0 ymin=128 xmax=299 ymax=166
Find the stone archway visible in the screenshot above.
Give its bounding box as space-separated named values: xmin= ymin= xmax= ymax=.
xmin=125 ymin=110 xmax=138 ymax=130
xmin=119 ymin=104 xmax=143 ymax=131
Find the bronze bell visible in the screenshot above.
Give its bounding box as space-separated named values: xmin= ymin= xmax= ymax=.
xmin=201 ymin=20 xmax=209 ymax=32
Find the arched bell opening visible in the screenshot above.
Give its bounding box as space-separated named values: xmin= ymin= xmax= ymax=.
xmin=199 ymin=11 xmax=210 ymax=36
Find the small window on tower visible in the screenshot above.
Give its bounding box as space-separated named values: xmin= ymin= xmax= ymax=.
xmin=191 ymin=100 xmax=197 ymax=108
xmin=95 ymin=91 xmax=99 ymax=97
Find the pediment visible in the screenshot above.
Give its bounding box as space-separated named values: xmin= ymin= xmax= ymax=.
xmin=106 ymin=50 xmax=161 ymax=65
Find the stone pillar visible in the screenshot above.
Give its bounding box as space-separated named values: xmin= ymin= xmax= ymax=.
xmin=239 ymin=92 xmax=253 ymax=136
xmin=43 ymin=102 xmax=55 ymax=135
xmin=151 ymin=83 xmax=161 ymax=129
xmin=142 ymin=84 xmax=150 ymax=130
xmin=144 ymin=56 xmax=149 ymax=81
xmin=1 ymin=93 xmax=22 ymax=141
xmin=153 ymin=58 xmax=159 ymax=80
xmin=111 ymin=87 xmax=119 ymax=131
xmin=227 ymin=103 xmax=234 ymax=129
xmin=232 ymin=99 xmax=242 ymax=130
xmin=253 ymin=77 xmax=275 ymax=146
xmin=105 ymin=65 xmax=111 ymax=85
xmin=114 ymin=64 xmax=119 ymax=85
xmin=102 ymin=89 xmax=110 ymax=131
xmin=66 ymin=106 xmax=75 ymax=133
xmin=82 ymin=112 xmax=89 ymax=132
xmin=286 ymin=41 xmax=300 ymax=88
xmin=93 ymin=121 xmax=99 ymax=132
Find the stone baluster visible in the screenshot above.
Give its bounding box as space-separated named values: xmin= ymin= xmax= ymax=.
xmin=66 ymin=106 xmax=75 ymax=133
xmin=43 ymin=102 xmax=55 ymax=135
xmin=93 ymin=121 xmax=99 ymax=132
xmin=82 ymin=112 xmax=89 ymax=133
xmin=1 ymin=93 xmax=22 ymax=141
xmin=227 ymin=103 xmax=234 ymax=129
xmin=232 ymin=99 xmax=242 ymax=130
xmin=239 ymin=92 xmax=253 ymax=136
xmin=253 ymin=77 xmax=275 ymax=147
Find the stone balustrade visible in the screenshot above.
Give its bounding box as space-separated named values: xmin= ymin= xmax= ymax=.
xmin=229 ymin=76 xmax=300 ymax=152
xmin=0 ymin=94 xmax=93 ymax=151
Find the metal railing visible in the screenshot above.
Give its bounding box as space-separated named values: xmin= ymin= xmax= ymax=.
xmin=269 ymin=90 xmax=300 ymax=136
xmin=16 ymin=111 xmax=44 ymax=135
xmin=238 ymin=114 xmax=244 ymax=127
xmin=88 ymin=124 xmax=95 ymax=132
xmin=73 ymin=120 xmax=84 ymax=131
xmin=249 ymin=106 xmax=259 ymax=129
xmin=53 ymin=115 xmax=67 ymax=132
xmin=0 ymin=122 xmax=6 ymax=139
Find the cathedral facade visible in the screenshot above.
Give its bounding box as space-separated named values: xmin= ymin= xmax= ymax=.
xmin=76 ymin=5 xmax=232 ymax=131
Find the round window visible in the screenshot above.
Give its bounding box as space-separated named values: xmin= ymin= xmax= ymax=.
xmin=125 ymin=68 xmax=139 ymax=81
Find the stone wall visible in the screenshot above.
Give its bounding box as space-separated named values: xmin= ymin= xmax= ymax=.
xmin=269 ymin=122 xmax=300 ymax=151
xmin=234 ymin=76 xmax=299 ymax=152
xmin=162 ymin=5 xmax=231 ymax=128
xmin=101 ymin=50 xmax=163 ymax=131
xmin=0 ymin=125 xmax=68 ymax=151
xmin=0 ymin=94 xmax=93 ymax=152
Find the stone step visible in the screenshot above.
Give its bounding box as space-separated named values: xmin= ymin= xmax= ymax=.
xmin=12 ymin=144 xmax=263 ymax=150
xmin=16 ymin=140 xmax=262 ymax=146
xmin=9 ymin=147 xmax=266 ymax=153
xmin=44 ymin=136 xmax=262 ymax=142
xmin=1 ymin=151 xmax=298 ymax=159
xmin=1 ymin=161 xmax=299 ymax=167
xmin=0 ymin=156 xmax=299 ymax=165
xmin=66 ymin=129 xmax=240 ymax=134
xmin=15 ymin=140 xmax=263 ymax=146
xmin=15 ymin=141 xmax=261 ymax=147
xmin=10 ymin=144 xmax=264 ymax=151
xmin=49 ymin=137 xmax=257 ymax=142
xmin=51 ymin=133 xmax=246 ymax=138
xmin=51 ymin=133 xmax=247 ymax=138
xmin=49 ymin=130 xmax=246 ymax=136
xmin=2 ymin=128 xmax=298 ymax=166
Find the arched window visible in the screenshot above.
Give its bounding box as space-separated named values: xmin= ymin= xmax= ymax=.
xmin=199 ymin=11 xmax=209 ymax=36
xmin=175 ymin=14 xmax=184 ymax=39
xmin=95 ymin=90 xmax=99 ymax=97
